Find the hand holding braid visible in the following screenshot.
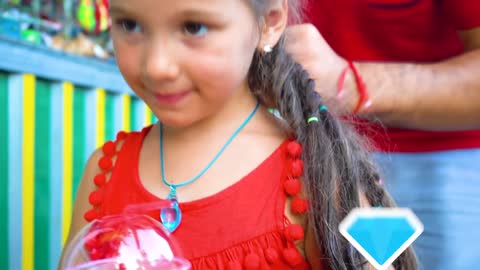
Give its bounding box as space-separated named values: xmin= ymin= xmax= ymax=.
xmin=248 ymin=35 xmax=417 ymax=270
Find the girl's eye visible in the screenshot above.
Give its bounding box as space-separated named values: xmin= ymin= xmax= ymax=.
xmin=184 ymin=22 xmax=209 ymax=37
xmin=118 ymin=19 xmax=142 ymax=33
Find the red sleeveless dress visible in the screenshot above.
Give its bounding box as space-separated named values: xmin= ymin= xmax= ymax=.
xmin=85 ymin=126 xmax=317 ymax=270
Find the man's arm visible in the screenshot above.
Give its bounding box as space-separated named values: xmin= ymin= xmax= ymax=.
xmin=353 ymin=27 xmax=480 ymax=131
xmin=286 ymin=25 xmax=480 ymax=131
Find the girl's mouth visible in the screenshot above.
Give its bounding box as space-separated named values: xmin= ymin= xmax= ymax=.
xmin=153 ymin=90 xmax=191 ymax=106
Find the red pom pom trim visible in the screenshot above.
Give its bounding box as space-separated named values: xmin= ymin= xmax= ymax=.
xmin=89 ymin=190 xmax=103 ymax=206
xmin=244 ymin=253 xmax=261 ymax=269
xmin=285 ymin=224 xmax=305 ymax=241
xmin=84 ymin=209 xmax=98 ymax=222
xmin=287 ymin=141 xmax=302 ymax=158
xmin=98 ymin=156 xmax=113 ymax=171
xmin=116 ymin=131 xmax=128 ymax=141
xmin=264 ymin=248 xmax=280 ymax=264
xmin=284 ymin=178 xmax=301 ymax=196
xmin=290 ymin=159 xmax=304 ymax=177
xmin=94 ymin=173 xmax=107 ymax=187
xmin=282 ymin=248 xmax=303 ymax=267
xmin=102 ymin=141 xmax=116 ymax=157
xmin=291 ymin=197 xmax=309 ymax=214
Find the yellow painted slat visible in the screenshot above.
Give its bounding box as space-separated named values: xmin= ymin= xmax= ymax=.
xmin=62 ymin=82 xmax=74 ymax=246
xmin=122 ymin=94 xmax=131 ymax=132
xmin=96 ymin=89 xmax=106 ymax=148
xmin=144 ymin=105 xmax=152 ymax=126
xmin=22 ymin=74 xmax=35 ymax=270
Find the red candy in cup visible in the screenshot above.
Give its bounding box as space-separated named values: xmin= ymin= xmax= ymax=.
xmin=61 ymin=202 xmax=191 ymax=270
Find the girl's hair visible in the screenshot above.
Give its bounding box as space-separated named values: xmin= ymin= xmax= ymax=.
xmin=247 ymin=1 xmax=418 ymax=269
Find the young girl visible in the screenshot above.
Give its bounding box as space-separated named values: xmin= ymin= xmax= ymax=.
xmin=62 ymin=0 xmax=417 ymax=269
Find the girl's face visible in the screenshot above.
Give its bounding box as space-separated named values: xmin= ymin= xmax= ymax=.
xmin=110 ymin=0 xmax=261 ymax=127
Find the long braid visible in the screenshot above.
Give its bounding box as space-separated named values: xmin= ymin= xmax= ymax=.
xmin=248 ymin=35 xmax=418 ymax=270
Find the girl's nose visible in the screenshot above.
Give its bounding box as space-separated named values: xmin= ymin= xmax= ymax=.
xmin=142 ymin=39 xmax=180 ymax=84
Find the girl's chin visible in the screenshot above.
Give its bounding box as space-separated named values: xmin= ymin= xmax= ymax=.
xmin=154 ymin=114 xmax=199 ymax=129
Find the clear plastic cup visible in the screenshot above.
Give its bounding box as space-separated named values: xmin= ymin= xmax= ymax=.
xmin=61 ymin=213 xmax=191 ymax=270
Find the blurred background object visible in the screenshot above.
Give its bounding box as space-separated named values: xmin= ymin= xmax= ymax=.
xmin=0 ymin=0 xmax=113 ymax=59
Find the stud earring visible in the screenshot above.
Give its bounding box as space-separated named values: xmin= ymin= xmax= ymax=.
xmin=263 ymin=45 xmax=273 ymax=53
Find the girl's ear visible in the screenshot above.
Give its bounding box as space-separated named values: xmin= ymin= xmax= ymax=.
xmin=258 ymin=0 xmax=289 ymax=51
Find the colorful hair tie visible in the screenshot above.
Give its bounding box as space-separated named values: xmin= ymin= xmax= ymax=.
xmin=307 ymin=116 xmax=319 ymax=124
xmin=319 ymin=105 xmax=328 ymax=112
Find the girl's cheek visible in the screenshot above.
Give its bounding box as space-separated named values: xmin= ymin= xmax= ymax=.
xmin=193 ymin=54 xmax=249 ymax=92
xmin=115 ymin=47 xmax=143 ymax=91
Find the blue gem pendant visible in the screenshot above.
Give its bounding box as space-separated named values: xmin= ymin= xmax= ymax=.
xmin=160 ymin=187 xmax=182 ymax=233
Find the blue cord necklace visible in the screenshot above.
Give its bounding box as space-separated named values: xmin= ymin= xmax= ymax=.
xmin=159 ymin=101 xmax=260 ymax=232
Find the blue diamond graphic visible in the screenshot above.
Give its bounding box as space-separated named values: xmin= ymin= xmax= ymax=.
xmin=339 ymin=208 xmax=423 ymax=270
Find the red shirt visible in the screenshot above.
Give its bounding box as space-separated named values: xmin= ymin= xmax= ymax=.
xmin=84 ymin=128 xmax=313 ymax=269
xmin=307 ymin=0 xmax=480 ymax=152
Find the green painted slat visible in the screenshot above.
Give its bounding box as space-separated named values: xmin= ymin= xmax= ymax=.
xmin=105 ymin=92 xmax=115 ymax=141
xmin=73 ymin=86 xmax=87 ymax=199
xmin=0 ymin=71 xmax=9 ymax=270
xmin=34 ymin=78 xmax=51 ymax=270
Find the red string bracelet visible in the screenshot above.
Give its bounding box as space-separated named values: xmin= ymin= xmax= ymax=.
xmin=336 ymin=61 xmax=372 ymax=113
xmin=348 ymin=61 xmax=372 ymax=113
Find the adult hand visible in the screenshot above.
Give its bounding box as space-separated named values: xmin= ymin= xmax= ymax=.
xmin=285 ymin=24 xmax=358 ymax=113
